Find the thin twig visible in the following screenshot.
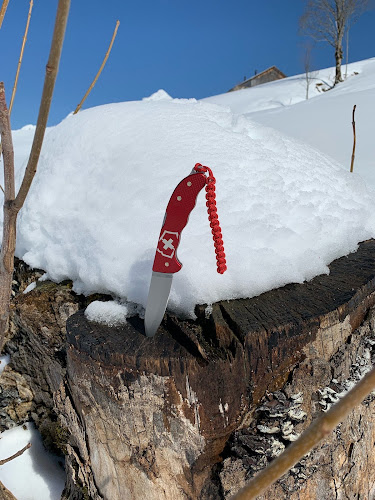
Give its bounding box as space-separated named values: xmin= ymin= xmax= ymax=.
xmin=350 ymin=104 xmax=357 ymax=173
xmin=232 ymin=363 xmax=375 ymax=499
xmin=0 ymin=0 xmax=10 ymax=30
xmin=13 ymin=0 xmax=71 ymax=212
xmin=73 ymin=19 xmax=120 ymax=114
xmin=0 ymin=0 xmax=33 ymax=196
xmin=9 ymin=0 xmax=34 ymax=115
xmin=0 ymin=442 xmax=31 ymax=466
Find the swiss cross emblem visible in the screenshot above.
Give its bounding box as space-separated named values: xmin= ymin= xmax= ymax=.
xmin=156 ymin=230 xmax=179 ymax=259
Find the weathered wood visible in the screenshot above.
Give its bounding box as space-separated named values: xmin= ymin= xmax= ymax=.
xmin=62 ymin=239 xmax=375 ymax=499
xmin=3 ymin=242 xmax=375 ymax=499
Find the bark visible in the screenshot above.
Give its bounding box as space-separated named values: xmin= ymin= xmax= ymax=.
xmin=59 ymin=239 xmax=375 ymax=499
xmin=334 ymin=35 xmax=344 ymax=84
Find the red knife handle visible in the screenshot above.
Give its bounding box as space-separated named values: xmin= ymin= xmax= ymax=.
xmin=152 ymin=172 xmax=207 ymax=273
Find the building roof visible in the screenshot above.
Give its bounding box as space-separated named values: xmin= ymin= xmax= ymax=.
xmin=229 ymin=66 xmax=287 ymax=92
xmin=247 ymin=66 xmax=286 ymax=83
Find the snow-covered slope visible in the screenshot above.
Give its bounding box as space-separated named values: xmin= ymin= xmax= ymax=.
xmin=6 ymin=82 xmax=375 ymax=317
xmin=204 ymin=58 xmax=375 ymax=186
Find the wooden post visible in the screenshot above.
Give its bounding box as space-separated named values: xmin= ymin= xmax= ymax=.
xmin=350 ymin=104 xmax=356 ymax=173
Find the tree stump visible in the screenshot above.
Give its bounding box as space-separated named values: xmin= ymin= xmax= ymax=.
xmin=59 ymin=240 xmax=375 ymax=499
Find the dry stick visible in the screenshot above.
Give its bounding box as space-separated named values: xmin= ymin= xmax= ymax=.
xmin=0 ymin=0 xmax=33 ymax=196
xmin=73 ymin=19 xmax=120 ymax=114
xmin=350 ymin=104 xmax=357 ymax=173
xmin=0 ymin=0 xmax=71 ymax=352
xmin=14 ymin=0 xmax=71 ymax=211
xmin=0 ymin=480 xmax=18 ymax=500
xmin=8 ymin=0 xmax=34 ymax=115
xmin=0 ymin=443 xmax=31 ymax=466
xmin=0 ymin=0 xmax=10 ymax=29
xmin=232 ymin=364 xmax=375 ymax=500
xmin=0 ymin=84 xmax=17 ymax=348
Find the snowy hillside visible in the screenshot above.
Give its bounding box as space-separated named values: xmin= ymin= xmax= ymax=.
xmin=204 ymin=58 xmax=375 ymax=187
xmin=4 ymin=60 xmax=375 ymax=319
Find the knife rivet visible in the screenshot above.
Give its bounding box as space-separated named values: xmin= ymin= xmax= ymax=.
xmin=165 ymin=262 xmax=169 ymax=267
xmin=187 ymin=181 xmax=192 ymax=187
xmin=177 ymin=196 xmax=182 ymax=201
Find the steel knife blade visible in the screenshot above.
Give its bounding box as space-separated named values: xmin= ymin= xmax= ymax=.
xmin=144 ymin=169 xmax=207 ymax=337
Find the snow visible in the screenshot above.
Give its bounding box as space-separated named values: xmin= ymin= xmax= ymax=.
xmin=85 ymin=300 xmax=129 ymax=326
xmin=6 ymin=61 xmax=375 ymax=319
xmin=0 ymin=355 xmax=9 ymax=376
xmin=3 ymin=55 xmax=375 ymax=500
xmin=204 ymin=58 xmax=375 ymax=187
xmin=23 ymin=282 xmax=37 ymax=294
xmin=0 ymin=423 xmax=65 ymax=500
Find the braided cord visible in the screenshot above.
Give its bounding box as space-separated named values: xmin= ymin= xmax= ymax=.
xmin=194 ymin=163 xmax=227 ymax=274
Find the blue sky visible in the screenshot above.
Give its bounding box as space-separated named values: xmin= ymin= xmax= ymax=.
xmin=2 ymin=0 xmax=375 ymax=129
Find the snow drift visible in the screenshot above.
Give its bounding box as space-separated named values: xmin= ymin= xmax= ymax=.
xmin=7 ymin=90 xmax=375 ymax=317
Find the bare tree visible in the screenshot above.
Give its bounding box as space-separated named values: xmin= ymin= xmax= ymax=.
xmin=303 ymin=42 xmax=317 ymax=99
xmin=0 ymin=0 xmax=71 ymax=351
xmin=300 ymin=0 xmax=370 ymax=85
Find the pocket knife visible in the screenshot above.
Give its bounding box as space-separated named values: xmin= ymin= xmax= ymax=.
xmin=144 ymin=168 xmax=207 ymax=337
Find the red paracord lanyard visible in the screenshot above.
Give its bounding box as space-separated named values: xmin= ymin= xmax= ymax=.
xmin=194 ymin=163 xmax=227 ymax=274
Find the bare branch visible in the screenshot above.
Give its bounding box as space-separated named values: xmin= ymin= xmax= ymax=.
xmin=0 ymin=0 xmax=71 ymax=350
xmin=13 ymin=0 xmax=71 ymax=212
xmin=0 ymin=480 xmax=18 ymax=500
xmin=350 ymin=104 xmax=357 ymax=172
xmin=0 ymin=0 xmax=10 ymax=30
xmin=0 ymin=83 xmax=17 ymax=351
xmin=0 ymin=0 xmax=33 ymax=194
xmin=232 ymin=363 xmax=375 ymax=499
xmin=73 ymin=19 xmax=120 ymax=114
xmin=0 ymin=83 xmax=15 ymax=202
xmin=0 ymin=442 xmax=31 ymax=466
xmin=9 ymin=0 xmax=34 ymax=115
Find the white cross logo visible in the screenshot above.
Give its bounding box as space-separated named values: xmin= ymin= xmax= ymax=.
xmin=157 ymin=230 xmax=179 ymax=258
xmin=162 ymin=238 xmax=174 ymax=251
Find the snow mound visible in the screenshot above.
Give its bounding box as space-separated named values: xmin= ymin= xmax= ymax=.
xmin=143 ymin=89 xmax=173 ymax=101
xmin=12 ymin=96 xmax=375 ymax=317
xmin=85 ymin=300 xmax=128 ymax=326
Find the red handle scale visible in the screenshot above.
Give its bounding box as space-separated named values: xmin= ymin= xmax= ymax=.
xmin=152 ymin=172 xmax=207 ymax=273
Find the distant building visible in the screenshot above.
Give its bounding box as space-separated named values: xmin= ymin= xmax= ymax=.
xmin=228 ymin=66 xmax=286 ymax=92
